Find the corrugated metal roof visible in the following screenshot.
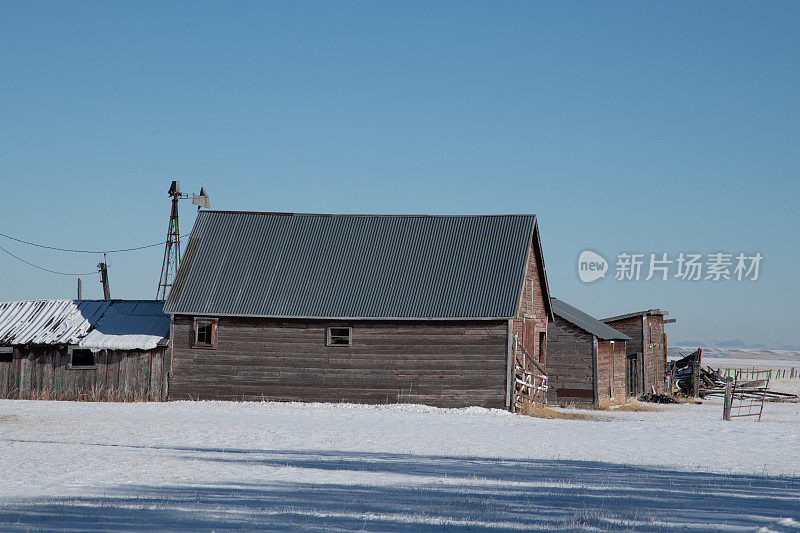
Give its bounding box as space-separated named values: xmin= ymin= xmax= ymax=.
xmin=0 ymin=300 xmax=169 ymax=350
xmin=164 ymin=212 xmax=539 ymax=319
xmin=551 ymin=298 xmax=632 ymax=341
xmin=602 ymin=309 xmax=668 ymax=323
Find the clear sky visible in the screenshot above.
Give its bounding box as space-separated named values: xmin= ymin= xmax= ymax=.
xmin=1 ymin=1 xmax=798 ymax=346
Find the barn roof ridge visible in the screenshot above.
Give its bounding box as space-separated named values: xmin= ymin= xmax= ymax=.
xmin=200 ymin=210 xmax=538 ymax=218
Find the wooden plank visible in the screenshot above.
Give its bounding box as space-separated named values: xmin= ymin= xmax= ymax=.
xmin=162 ymin=346 xmax=170 ymax=401
xmin=505 ymin=319 xmax=513 ymax=411
xmin=118 ymin=352 xmax=129 ymax=399
xmin=591 ymin=336 xmax=599 ymax=406
xmin=168 ymin=381 xmax=506 ymax=406
xmin=0 ymin=358 xmax=8 ymax=397
xmin=149 ymin=352 xmax=160 ymax=401
xmin=138 ymin=351 xmax=150 ymax=399
xmin=556 ymin=388 xmax=595 ymax=399
xmin=108 ymin=351 xmax=120 ymax=397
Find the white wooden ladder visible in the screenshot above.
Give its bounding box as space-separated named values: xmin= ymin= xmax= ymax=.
xmin=512 ymin=335 xmax=548 ymax=411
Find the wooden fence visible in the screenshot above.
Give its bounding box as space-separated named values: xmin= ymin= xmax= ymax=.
xmin=0 ymin=345 xmax=169 ymax=401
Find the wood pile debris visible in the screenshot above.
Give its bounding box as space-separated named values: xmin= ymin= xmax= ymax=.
xmin=667 ymin=349 xmax=799 ymax=402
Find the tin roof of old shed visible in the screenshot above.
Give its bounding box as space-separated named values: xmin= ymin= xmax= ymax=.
xmin=601 ymin=309 xmax=668 ymax=323
xmin=0 ymin=300 xmax=169 ymax=350
xmin=164 ymin=211 xmax=550 ymax=319
xmin=551 ymin=298 xmax=632 ymax=341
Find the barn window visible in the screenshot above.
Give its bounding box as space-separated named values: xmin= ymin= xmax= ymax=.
xmin=70 ymin=348 xmax=96 ymax=368
xmin=327 ymin=327 xmax=351 ymax=347
xmin=194 ymin=318 xmax=218 ymax=347
xmin=0 ymin=347 xmax=12 ymax=363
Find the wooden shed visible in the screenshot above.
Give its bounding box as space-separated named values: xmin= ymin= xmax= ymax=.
xmin=601 ymin=309 xmax=670 ymax=396
xmin=0 ymin=300 xmax=170 ymax=401
xmin=546 ymin=298 xmax=631 ymax=406
xmin=163 ymin=211 xmax=553 ymax=410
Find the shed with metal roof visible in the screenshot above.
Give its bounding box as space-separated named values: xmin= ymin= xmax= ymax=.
xmin=164 ymin=210 xmax=553 ymax=410
xmin=0 ymin=300 xmax=170 ymax=401
xmin=546 ymin=298 xmax=631 ymax=406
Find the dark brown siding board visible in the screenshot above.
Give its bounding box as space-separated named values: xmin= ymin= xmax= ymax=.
xmin=162 ymin=345 xmax=171 ymax=400
xmin=591 ymin=336 xmax=599 ymax=406
xmin=545 ymin=317 xmax=596 ymax=405
xmin=169 ymin=316 xmax=508 ymax=407
xmin=10 ymin=350 xmax=22 ymax=397
xmin=557 ymin=388 xmax=594 ymax=399
xmin=0 ymin=358 xmax=7 ymax=396
xmin=149 ymin=352 xmax=160 ymax=401
xmin=505 ymin=319 xmax=513 ymax=410
xmin=167 ymin=381 xmax=505 ymax=408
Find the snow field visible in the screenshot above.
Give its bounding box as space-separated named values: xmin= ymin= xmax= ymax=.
xmin=1 ymin=397 xmax=799 ymax=531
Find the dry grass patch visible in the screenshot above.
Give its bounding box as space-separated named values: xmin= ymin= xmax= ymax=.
xmin=598 ymin=398 xmax=663 ymax=412
xmin=610 ymin=402 xmax=662 ymax=412
xmin=519 ymin=404 xmax=602 ymax=420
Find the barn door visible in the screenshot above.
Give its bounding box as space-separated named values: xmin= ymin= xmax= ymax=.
xmin=523 ymin=318 xmax=537 ymax=370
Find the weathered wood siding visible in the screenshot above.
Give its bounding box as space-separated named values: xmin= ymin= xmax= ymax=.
xmin=597 ymin=339 xmax=627 ymax=402
xmin=604 ymin=316 xmax=644 ymax=395
xmin=0 ymin=346 xmax=169 ymax=401
xmin=511 ymin=240 xmax=549 ymax=370
xmin=545 ymin=317 xmax=595 ymax=405
xmin=170 ymin=316 xmax=509 ymax=408
xmin=605 ymin=315 xmax=667 ymax=394
xmin=645 ymin=316 xmax=666 ymax=393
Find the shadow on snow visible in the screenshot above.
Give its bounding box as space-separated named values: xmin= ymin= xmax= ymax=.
xmin=2 ymin=445 xmax=799 ymax=531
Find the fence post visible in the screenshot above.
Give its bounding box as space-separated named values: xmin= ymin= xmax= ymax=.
xmin=691 ymin=361 xmax=700 ymax=398
xmin=722 ymin=378 xmax=733 ymax=421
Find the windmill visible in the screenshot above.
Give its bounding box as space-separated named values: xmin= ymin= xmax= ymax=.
xmin=156 ymin=181 xmax=210 ymax=299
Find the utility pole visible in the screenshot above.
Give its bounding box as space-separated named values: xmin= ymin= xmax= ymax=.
xmin=97 ymin=257 xmax=111 ymax=300
xmin=77 ymin=278 xmax=82 ymax=300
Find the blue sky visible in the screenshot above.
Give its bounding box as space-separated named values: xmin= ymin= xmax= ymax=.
xmin=1 ymin=1 xmax=798 ymax=346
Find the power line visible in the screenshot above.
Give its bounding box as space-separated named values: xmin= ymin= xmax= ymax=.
xmin=0 ymin=231 xmax=189 ymax=254
xmin=0 ymin=244 xmax=98 ymax=276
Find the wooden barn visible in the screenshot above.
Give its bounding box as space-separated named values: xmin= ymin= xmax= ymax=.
xmin=0 ymin=299 xmax=170 ymax=400
xmin=602 ymin=309 xmax=671 ymax=396
xmin=546 ymin=298 xmax=631 ymax=407
xmin=163 ymin=211 xmax=553 ymax=409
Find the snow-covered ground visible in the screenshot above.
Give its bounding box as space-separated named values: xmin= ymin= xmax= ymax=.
xmin=1 ymin=396 xmax=799 ymax=531
xmin=669 ymin=345 xmax=800 ymax=360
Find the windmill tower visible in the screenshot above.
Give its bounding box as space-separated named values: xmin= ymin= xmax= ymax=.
xmin=157 ymin=181 xmax=210 ymax=299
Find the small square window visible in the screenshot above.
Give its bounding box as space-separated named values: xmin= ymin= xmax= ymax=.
xmin=0 ymin=348 xmax=12 ymax=363
xmin=194 ymin=318 xmax=218 ymax=348
xmin=70 ymin=349 xmax=96 ymax=368
xmin=327 ymin=327 xmax=351 ymax=347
